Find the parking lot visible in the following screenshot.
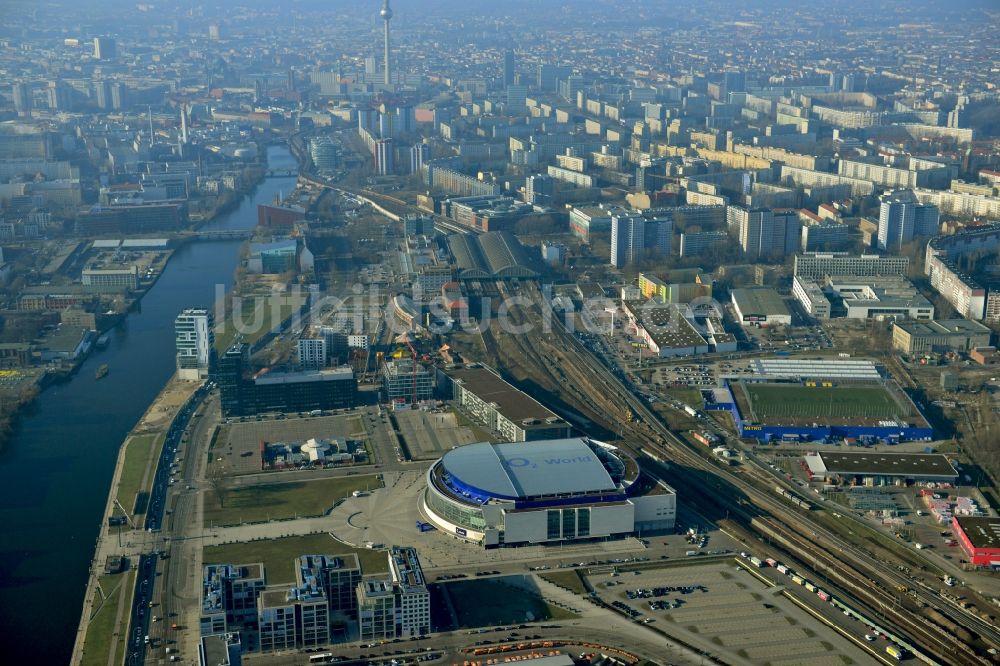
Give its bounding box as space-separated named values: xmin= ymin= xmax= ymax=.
xmin=589 ymin=561 xmax=872 ymax=666
xmin=392 ymin=408 xmax=479 ymax=460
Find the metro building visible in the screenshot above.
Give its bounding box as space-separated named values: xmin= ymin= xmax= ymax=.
xmin=420 ymin=438 xmax=676 ymax=547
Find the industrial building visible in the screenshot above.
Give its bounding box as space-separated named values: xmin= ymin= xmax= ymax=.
xmin=421 ymin=438 xmax=676 ymax=547
xmin=621 ymin=300 xmax=712 ymax=357
xmin=951 ymin=517 xmax=1000 ymax=568
xmin=730 ymin=287 xmax=792 ymax=326
xmin=803 ymin=452 xmax=958 ymax=486
xmin=438 ymin=364 xmax=570 ymax=442
xmin=447 ymin=231 xmax=540 ymax=280
xmin=892 ymin=320 xmax=992 ymax=355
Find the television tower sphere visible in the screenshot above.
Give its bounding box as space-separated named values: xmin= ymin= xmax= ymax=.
xmin=380 ymin=4 xmax=392 ymax=20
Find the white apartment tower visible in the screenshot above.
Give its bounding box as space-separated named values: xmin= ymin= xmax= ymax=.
xmin=175 ymin=308 xmax=215 ymax=380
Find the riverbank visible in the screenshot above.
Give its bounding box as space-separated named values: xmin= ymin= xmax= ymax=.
xmin=0 ymin=144 xmax=299 ymax=666
xmin=71 ymin=374 xmax=201 ymax=666
xmin=0 ymin=158 xmax=270 ymax=455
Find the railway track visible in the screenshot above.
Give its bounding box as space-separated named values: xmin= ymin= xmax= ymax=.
xmin=477 ymin=283 xmax=997 ymax=664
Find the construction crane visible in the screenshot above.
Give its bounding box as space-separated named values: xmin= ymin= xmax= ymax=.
xmin=404 ymin=337 xmax=418 ymax=404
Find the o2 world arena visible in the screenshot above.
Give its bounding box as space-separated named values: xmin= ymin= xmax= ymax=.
xmin=420 ymin=438 xmax=676 ymax=547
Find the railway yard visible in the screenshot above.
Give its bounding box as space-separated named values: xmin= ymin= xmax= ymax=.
xmin=466 ymin=280 xmax=1000 ymax=665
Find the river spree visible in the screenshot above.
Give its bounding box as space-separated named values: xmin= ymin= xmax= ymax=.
xmin=0 ymin=146 xmax=297 ymax=664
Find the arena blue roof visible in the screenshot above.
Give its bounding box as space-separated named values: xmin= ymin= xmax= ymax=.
xmin=440 ymin=439 xmax=618 ymax=500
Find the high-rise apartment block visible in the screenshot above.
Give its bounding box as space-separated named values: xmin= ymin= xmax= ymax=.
xmin=730 ymin=206 xmax=800 ymax=259
xmin=610 ymin=213 xmax=672 ymax=267
xmin=175 ymin=308 xmax=215 ymax=380
xmin=877 ymin=191 xmax=939 ymax=251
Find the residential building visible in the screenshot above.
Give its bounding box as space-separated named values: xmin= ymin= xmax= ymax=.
xmin=800 ymin=221 xmax=850 ymax=252
xmin=924 ymin=224 xmax=1000 ymax=320
xmin=356 ymin=548 xmax=430 ymax=641
xmin=357 ymin=580 xmax=396 ymax=641
xmin=877 ymin=191 xmax=939 ymax=251
xmin=198 ymin=633 xmax=242 ymax=666
xmin=389 ymin=547 xmax=431 ymax=638
xmin=679 ymin=230 xmax=729 ymax=257
xmin=257 ymin=589 xmax=298 ymax=652
xmin=302 ymin=554 xmax=362 ymax=619
xmin=199 ymin=564 xmax=266 ymax=637
xmin=176 ymin=308 xmax=215 ymax=380
xmin=610 ymin=213 xmax=671 ymax=267
xmin=730 ymin=206 xmax=799 ymax=259
xmin=297 ymin=337 xmax=327 ymax=369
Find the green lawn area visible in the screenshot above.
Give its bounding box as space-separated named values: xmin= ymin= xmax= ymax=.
xmin=745 ymin=384 xmax=904 ymax=419
xmin=538 ymin=570 xmax=589 ymax=596
xmin=214 ymin=294 xmax=307 ymax=353
xmin=444 ymin=577 xmax=577 ymax=628
xmin=203 ymin=474 xmax=382 ymax=526
xmin=116 ymin=434 xmax=163 ymax=516
xmin=203 ymin=533 xmax=389 ymax=584
xmin=660 ymin=386 xmax=704 ymax=407
xmin=79 ymin=571 xmax=134 ymax=666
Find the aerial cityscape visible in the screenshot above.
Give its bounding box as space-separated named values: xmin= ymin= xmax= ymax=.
xmin=1 ymin=1 xmax=1000 ymax=665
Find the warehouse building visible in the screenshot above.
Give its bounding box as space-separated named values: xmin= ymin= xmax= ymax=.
xmin=438 ymin=365 xmax=570 ymax=442
xmin=892 ymin=320 xmax=992 ymax=355
xmin=421 ymin=438 xmax=676 ymax=547
xmin=621 ymin=300 xmax=711 ymax=357
xmin=951 ymin=517 xmax=1000 ymax=568
xmin=803 ymin=452 xmax=958 ymax=486
xmin=731 ymin=287 xmax=792 ymax=327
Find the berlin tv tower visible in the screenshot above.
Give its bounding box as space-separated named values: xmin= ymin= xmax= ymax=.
xmin=380 ymin=0 xmax=393 ymax=87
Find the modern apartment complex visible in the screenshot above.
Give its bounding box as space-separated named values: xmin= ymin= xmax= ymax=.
xmin=357 ymin=547 xmax=431 ymax=641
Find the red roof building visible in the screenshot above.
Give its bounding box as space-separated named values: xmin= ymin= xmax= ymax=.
xmin=952 ymin=516 xmax=1000 ymax=567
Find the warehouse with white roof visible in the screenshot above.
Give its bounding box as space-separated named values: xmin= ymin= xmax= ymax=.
xmin=421 ymin=438 xmax=676 ymax=547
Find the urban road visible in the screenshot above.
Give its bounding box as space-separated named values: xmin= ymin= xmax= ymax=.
xmin=122 ymin=381 xmax=213 ymax=666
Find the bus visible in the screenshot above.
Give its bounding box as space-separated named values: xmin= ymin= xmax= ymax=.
xmin=309 ymin=654 xmax=334 ymax=664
